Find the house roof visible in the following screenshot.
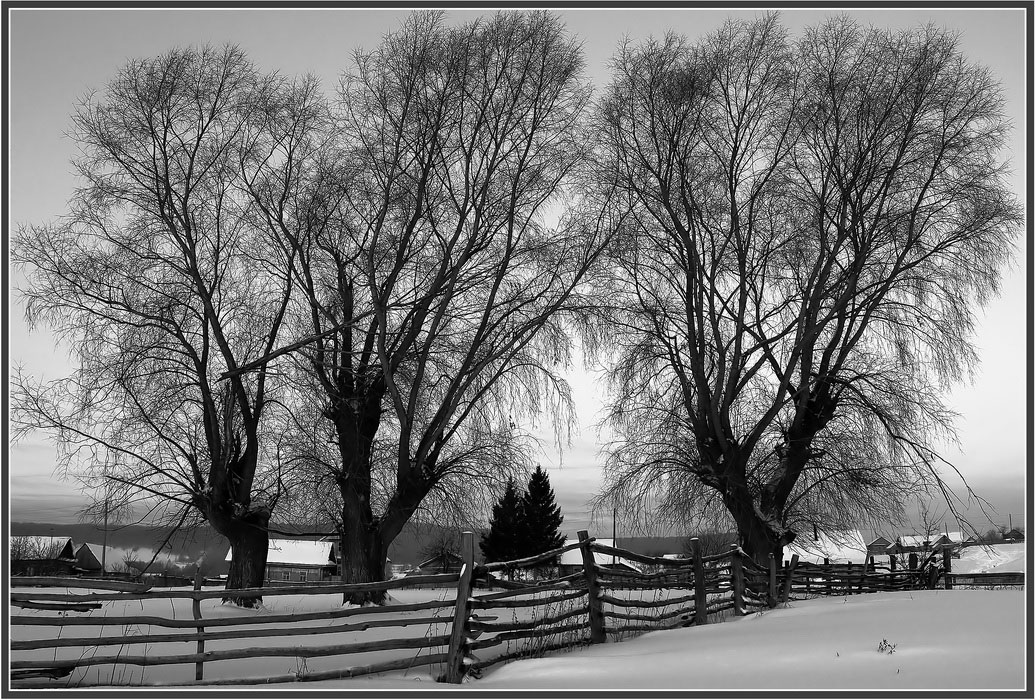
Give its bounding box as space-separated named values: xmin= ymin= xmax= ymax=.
xmin=788 ymin=530 xmax=867 ymax=564
xmin=76 ymin=543 xmax=136 ymax=573
xmin=938 ymin=532 xmax=965 ymax=543
xmin=866 ymin=536 xmax=892 ymax=547
xmin=559 ymin=538 xmax=643 ymax=572
xmin=890 ymin=535 xmax=944 ymax=550
xmin=12 ymin=535 xmax=76 ymax=560
xmin=416 ymin=551 xmax=463 ymax=569
xmin=224 ymin=539 xmax=336 ymax=567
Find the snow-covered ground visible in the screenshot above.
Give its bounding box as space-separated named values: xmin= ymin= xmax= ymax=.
xmin=12 ymin=557 xmax=1027 ymax=691
xmin=953 ymin=542 xmax=1026 ymax=574
xmin=472 ymin=590 xmax=1026 ymax=690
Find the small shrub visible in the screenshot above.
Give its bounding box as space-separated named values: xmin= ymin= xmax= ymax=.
xmin=877 ymin=638 xmax=897 ymax=655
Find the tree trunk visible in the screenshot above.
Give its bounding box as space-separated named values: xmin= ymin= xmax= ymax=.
xmin=208 ymin=507 xmax=270 ymax=608
xmin=720 ymin=487 xmax=791 ymax=568
xmin=337 ymin=519 xmax=388 ymax=606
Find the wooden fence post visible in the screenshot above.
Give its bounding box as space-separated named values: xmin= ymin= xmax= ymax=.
xmin=445 ymin=531 xmax=475 ymax=684
xmin=729 ymin=544 xmax=745 ymax=615
xmin=943 ymin=548 xmax=953 ymax=590
xmin=767 ymin=554 xmax=777 ymax=607
xmin=578 ymin=530 xmax=606 ymax=644
xmin=691 ymin=538 xmax=707 ymax=625
xmin=192 ymin=568 xmax=204 ymax=681
xmin=781 ymin=554 xmax=798 ymax=603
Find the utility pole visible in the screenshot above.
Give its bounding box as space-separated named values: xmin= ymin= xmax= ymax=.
xmin=101 ymin=494 xmax=109 ymax=574
xmin=612 ymin=507 xmax=617 ymax=565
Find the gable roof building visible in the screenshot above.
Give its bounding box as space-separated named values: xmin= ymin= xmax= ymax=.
xmin=10 ymin=535 xmax=77 ymax=576
xmin=75 ymin=543 xmax=139 ymax=574
xmin=787 ymin=529 xmax=868 ymax=565
xmin=225 ymin=538 xmax=338 ymax=584
xmin=224 ymin=538 xmax=337 ymax=567
xmin=10 ymin=535 xmax=76 ymax=561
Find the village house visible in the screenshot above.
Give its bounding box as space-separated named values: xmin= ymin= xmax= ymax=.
xmin=74 ymin=543 xmax=135 ymax=575
xmin=415 ymin=551 xmax=464 ymax=575
xmin=885 ymin=534 xmax=934 ymax=555
xmin=225 ymin=539 xmax=338 ymax=584
xmin=9 ymin=535 xmax=77 ymax=576
xmin=865 ymin=535 xmax=893 ymax=557
xmin=787 ymin=529 xmax=868 ymax=565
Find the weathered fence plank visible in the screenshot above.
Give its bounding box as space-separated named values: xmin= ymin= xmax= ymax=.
xmin=11 ymin=572 xmax=460 ymax=604
xmin=192 ymin=570 xmax=204 ymax=681
xmin=578 ymin=529 xmax=606 ymax=644
xmin=729 ymin=545 xmax=746 ymax=615
xmin=445 ymin=531 xmax=476 ymax=684
xmin=691 ymin=538 xmax=707 ymax=625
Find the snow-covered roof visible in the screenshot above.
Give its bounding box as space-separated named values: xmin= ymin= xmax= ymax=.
xmin=416 ymin=551 xmax=463 ymax=569
xmin=788 ymin=530 xmax=867 ymax=565
xmin=77 ymin=543 xmax=131 ymax=573
xmin=559 ymin=538 xmax=642 ymax=572
xmin=224 ymin=539 xmax=336 ymax=567
xmin=938 ymin=532 xmax=965 ymax=543
xmin=896 ymin=535 xmax=934 ymax=549
xmin=11 ymin=535 xmax=76 ymax=560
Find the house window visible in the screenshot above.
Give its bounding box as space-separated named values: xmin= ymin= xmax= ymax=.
xmin=299 ymin=570 xmax=308 ymax=582
xmin=281 ymin=570 xmax=290 ymax=581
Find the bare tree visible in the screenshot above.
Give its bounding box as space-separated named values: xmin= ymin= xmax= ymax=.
xmin=11 ymin=46 xmax=300 ymax=604
xmin=589 ymin=16 xmax=1021 ymax=565
xmin=228 ymin=11 xmax=603 ymax=603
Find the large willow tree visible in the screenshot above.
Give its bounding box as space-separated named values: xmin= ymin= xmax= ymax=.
xmin=233 ymin=11 xmax=604 ymax=603
xmin=11 ymin=46 xmax=301 ymax=603
xmin=590 ymin=16 xmax=1021 ymax=563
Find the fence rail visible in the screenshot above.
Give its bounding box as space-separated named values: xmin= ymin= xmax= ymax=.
xmin=10 ymin=533 xmax=1021 ymax=688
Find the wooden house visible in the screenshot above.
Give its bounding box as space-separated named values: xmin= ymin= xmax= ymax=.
xmin=75 ymin=542 xmax=133 ymax=574
xmin=415 ymin=551 xmax=464 ymax=575
xmin=788 ymin=529 xmax=867 ymax=565
xmin=1003 ymin=528 xmax=1024 ymax=542
xmin=885 ymin=535 xmax=935 ymax=555
xmin=865 ymin=536 xmax=893 ymax=556
xmin=10 ymin=535 xmax=77 ymax=576
xmin=224 ymin=538 xmax=337 ymax=584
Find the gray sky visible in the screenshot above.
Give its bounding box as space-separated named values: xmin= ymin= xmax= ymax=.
xmin=7 ymin=8 xmax=1028 ymax=535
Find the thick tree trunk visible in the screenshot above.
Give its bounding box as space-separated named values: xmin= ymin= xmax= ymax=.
xmin=207 ymin=507 xmax=270 ymax=608
xmin=719 ymin=486 xmax=792 ymax=568
xmin=337 ymin=519 xmax=388 ymax=606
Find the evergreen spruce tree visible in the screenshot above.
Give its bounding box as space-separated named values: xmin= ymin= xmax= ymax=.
xmin=480 ymin=479 xmax=525 ymax=563
xmin=519 ymin=465 xmax=566 ymax=561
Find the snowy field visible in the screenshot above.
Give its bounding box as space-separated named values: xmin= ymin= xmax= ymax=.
xmin=954 ymin=542 xmax=1026 ymax=574
xmin=472 ymin=590 xmax=1027 ymax=691
xmin=11 ymin=543 xmax=1027 ymax=690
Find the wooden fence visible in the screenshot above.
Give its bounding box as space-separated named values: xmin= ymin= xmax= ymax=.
xmin=11 ymin=572 xmax=462 ymax=686
xmin=10 ymin=533 xmax=1023 ymax=687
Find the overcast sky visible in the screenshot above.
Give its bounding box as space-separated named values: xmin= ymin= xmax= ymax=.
xmin=6 ymin=7 xmax=1028 ymax=536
